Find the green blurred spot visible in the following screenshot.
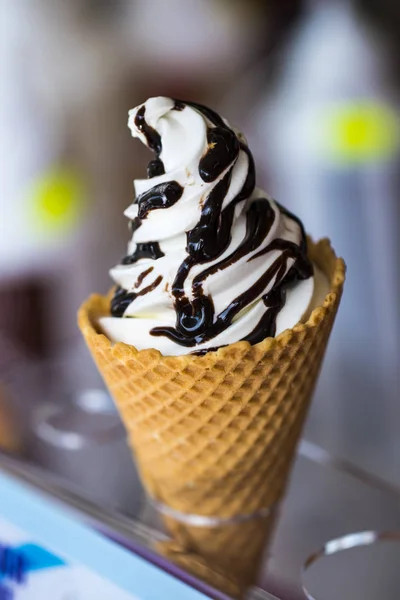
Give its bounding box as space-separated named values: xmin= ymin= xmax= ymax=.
xmin=321 ymin=102 xmax=399 ymax=164
xmin=30 ymin=168 xmax=85 ymax=236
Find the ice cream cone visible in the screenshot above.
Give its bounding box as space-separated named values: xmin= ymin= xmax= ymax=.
xmin=78 ymin=237 xmax=345 ymax=597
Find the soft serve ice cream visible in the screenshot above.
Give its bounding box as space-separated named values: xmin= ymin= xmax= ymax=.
xmin=100 ymin=97 xmax=328 ymax=356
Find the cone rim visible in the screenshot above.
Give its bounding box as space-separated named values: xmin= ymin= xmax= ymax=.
xmin=78 ymin=237 xmax=345 ymax=365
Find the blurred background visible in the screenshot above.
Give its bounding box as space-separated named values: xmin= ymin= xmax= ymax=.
xmin=0 ymin=0 xmax=399 ymax=595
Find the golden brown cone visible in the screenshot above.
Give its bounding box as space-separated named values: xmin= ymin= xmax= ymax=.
xmin=157 ymin=509 xmax=279 ymax=598
xmin=78 ymin=237 xmax=345 ymax=597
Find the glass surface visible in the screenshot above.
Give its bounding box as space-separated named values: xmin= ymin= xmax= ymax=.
xmin=265 ymin=444 xmax=400 ymax=599
xmin=302 ymin=531 xmax=400 ymax=600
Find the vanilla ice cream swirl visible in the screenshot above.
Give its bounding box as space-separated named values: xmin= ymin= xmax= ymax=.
xmin=100 ymin=97 xmax=317 ymax=355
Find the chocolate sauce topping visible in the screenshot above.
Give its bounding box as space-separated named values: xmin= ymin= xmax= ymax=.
xmin=121 ymin=242 xmax=164 ymax=265
xmin=199 ymin=127 xmax=240 ymax=183
xmin=147 ymin=159 xmax=165 ymax=178
xmin=111 ymin=104 xmax=175 ymax=317
xmin=137 ymin=181 xmax=183 ymax=219
xmin=134 ymin=266 xmax=154 ymax=288
xmin=135 ymin=105 xmax=165 ymax=179
xmin=186 ymin=169 xmax=233 ymax=262
xmin=129 ymin=217 xmax=142 ymax=234
xmin=111 ymin=276 xmax=162 ymax=318
xmin=192 ymin=199 xmax=275 ymax=289
xmin=173 ymin=100 xmax=185 ymax=111
xmin=113 ymin=240 xmax=164 ymax=315
xmin=150 ymin=101 xmax=312 ymax=348
xmin=184 ymin=101 xmax=227 ymax=128
xmin=112 ymin=99 xmax=313 ymax=353
xmin=134 ymin=106 xmax=162 ymax=156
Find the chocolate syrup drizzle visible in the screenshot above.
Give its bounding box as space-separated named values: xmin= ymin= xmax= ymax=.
xmin=134 ymin=105 xmax=164 ymax=178
xmin=121 ymin=242 xmax=164 ymax=265
xmin=136 ymin=181 xmax=183 ymax=219
xmin=111 ymin=276 xmax=162 ymax=318
xmin=111 ymin=100 xmax=313 ymax=351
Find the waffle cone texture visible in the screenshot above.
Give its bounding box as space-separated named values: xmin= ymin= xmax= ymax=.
xmin=78 ymin=237 xmax=345 ymax=596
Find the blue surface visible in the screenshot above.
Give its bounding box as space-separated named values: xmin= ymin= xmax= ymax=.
xmin=0 ymin=542 xmax=64 ymax=583
xmin=0 ymin=472 xmax=210 ymax=600
xmin=17 ymin=543 xmax=66 ymax=571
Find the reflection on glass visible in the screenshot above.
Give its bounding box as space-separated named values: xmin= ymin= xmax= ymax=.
xmin=302 ymin=530 xmax=400 ymax=600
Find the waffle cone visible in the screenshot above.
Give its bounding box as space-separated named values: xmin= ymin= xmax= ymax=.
xmin=78 ymin=237 xmax=345 ymax=597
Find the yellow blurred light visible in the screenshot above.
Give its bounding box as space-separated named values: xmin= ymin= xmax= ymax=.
xmin=29 ymin=168 xmax=85 ymax=237
xmin=322 ymin=102 xmax=399 ymax=163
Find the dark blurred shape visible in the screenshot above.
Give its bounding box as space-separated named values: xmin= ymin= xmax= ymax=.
xmin=76 ymin=0 xmax=127 ymax=22
xmin=357 ymin=0 xmax=400 ymax=39
xmin=0 ymin=280 xmax=48 ymax=365
xmin=0 ymin=387 xmax=22 ymax=455
xmin=260 ymin=0 xmax=305 ymax=52
xmin=356 ymin=0 xmax=400 ymax=77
